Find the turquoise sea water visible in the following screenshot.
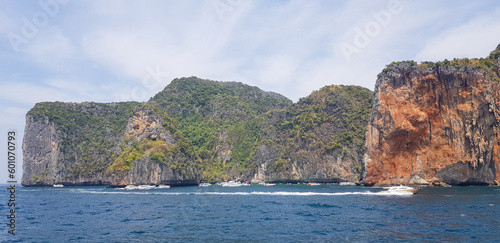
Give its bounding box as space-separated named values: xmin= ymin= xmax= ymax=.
xmin=1 ymin=185 xmax=499 ymax=242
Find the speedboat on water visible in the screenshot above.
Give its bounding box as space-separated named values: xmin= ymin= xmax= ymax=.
xmin=308 ymin=183 xmax=321 ymax=186
xmin=222 ymin=181 xmax=242 ymax=187
xmin=125 ymin=185 xmax=137 ymax=190
xmin=53 ymin=184 xmax=64 ymax=188
xmin=157 ymin=184 xmax=170 ymax=189
xmin=379 ymin=185 xmax=419 ymax=194
xmin=264 ymin=183 xmax=275 ymax=187
xmin=199 ymin=183 xmax=211 ymax=187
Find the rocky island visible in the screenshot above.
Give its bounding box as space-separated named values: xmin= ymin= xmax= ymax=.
xmin=22 ymin=78 xmax=372 ymax=186
xmin=22 ymin=45 xmax=500 ymax=187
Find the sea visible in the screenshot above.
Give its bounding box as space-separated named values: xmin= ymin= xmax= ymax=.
xmin=1 ymin=184 xmax=499 ymax=242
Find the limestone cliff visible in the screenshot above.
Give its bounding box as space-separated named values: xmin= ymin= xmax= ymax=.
xmin=23 ymin=77 xmax=372 ymax=186
xmin=148 ymin=77 xmax=294 ymax=182
xmin=22 ymin=102 xmax=138 ymax=186
xmin=256 ymin=85 xmax=373 ymax=183
xmin=106 ymin=105 xmax=201 ymax=186
xmin=22 ymin=116 xmax=63 ymax=186
xmin=364 ymin=46 xmax=500 ymax=186
xmin=22 ymin=102 xmax=201 ymax=186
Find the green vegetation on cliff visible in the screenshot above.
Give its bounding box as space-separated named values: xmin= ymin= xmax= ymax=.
xmin=279 ymin=85 xmax=372 ymax=152
xmin=383 ymin=45 xmax=500 ymax=82
xmin=24 ymin=77 xmax=374 ymax=184
xmin=264 ymin=85 xmax=373 ymax=179
xmin=28 ymin=101 xmax=139 ymax=136
xmin=105 ymin=103 xmax=200 ymax=175
xmin=149 ymin=77 xmax=292 ymax=119
xmin=107 ymin=137 xmax=197 ymax=174
xmin=27 ymin=101 xmax=139 ymax=177
xmin=148 ymin=77 xmax=292 ymax=182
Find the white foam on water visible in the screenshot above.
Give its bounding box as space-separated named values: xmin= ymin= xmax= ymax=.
xmin=376 ymin=191 xmax=415 ymax=196
xmin=190 ymin=191 xmax=378 ymax=196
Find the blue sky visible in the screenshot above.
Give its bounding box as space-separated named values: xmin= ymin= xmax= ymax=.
xmin=1 ymin=0 xmax=500 ymax=182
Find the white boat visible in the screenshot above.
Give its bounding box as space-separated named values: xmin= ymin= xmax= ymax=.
xmin=379 ymin=185 xmax=419 ymax=194
xmin=199 ymin=183 xmax=211 ymax=187
xmin=157 ymin=184 xmax=170 ymax=189
xmin=308 ymin=183 xmax=321 ymax=186
xmin=241 ymin=182 xmax=251 ymax=186
xmin=53 ymin=184 xmax=64 ymax=188
xmin=221 ymin=181 xmax=242 ymax=187
xmin=264 ymin=183 xmax=275 ymax=187
xmin=125 ymin=185 xmax=137 ymax=190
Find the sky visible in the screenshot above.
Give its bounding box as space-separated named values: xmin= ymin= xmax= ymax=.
xmin=1 ymin=0 xmax=500 ymax=183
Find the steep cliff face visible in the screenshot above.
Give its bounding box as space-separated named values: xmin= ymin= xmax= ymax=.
xmin=257 ymin=85 xmax=373 ymax=183
xmin=22 ymin=116 xmax=62 ymax=186
xmin=22 ymin=102 xmax=201 ymax=186
xmin=22 ymin=102 xmax=138 ymax=186
xmin=364 ymin=49 xmax=500 ymax=186
xmin=106 ymin=105 xmax=201 ymax=186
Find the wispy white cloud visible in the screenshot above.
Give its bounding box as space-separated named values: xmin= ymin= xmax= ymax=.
xmin=0 ymin=76 xmax=119 ymax=109
xmin=0 ymin=81 xmax=82 ymax=106
xmin=78 ymin=0 xmax=254 ymax=83
xmin=414 ymin=8 xmax=500 ymax=61
xmin=21 ymin=27 xmax=75 ymax=69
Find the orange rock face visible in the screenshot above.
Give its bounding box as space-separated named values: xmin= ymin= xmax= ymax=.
xmin=364 ymin=62 xmax=500 ymax=186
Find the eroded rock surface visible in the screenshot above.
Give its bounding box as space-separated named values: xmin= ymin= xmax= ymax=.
xmin=364 ymin=57 xmax=500 ymax=186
